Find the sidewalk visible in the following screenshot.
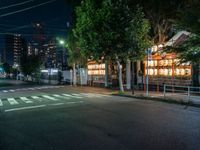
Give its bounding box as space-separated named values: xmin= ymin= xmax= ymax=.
xmin=122 ymin=90 xmax=200 ymax=106
xmin=68 ymin=86 xmax=200 ymax=107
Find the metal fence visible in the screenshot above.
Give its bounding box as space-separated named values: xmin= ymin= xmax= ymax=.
xmin=164 ymin=84 xmax=200 ymax=103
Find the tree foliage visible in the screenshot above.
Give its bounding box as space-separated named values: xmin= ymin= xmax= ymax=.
xmin=73 ymin=0 xmax=151 ymax=92
xmin=67 ymin=30 xmax=87 ymax=67
xmin=127 ymin=0 xmax=190 ymax=44
xmin=74 ymin=0 xmax=151 ymax=62
xmin=20 ymin=55 xmax=42 ymax=76
xmin=2 ymin=63 xmax=12 ymax=74
xmin=172 ymin=35 xmax=200 ymax=63
xmin=177 ymin=0 xmax=200 ymax=35
xmin=173 ymin=0 xmax=200 ymax=64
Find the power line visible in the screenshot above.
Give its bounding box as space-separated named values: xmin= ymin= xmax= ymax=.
xmin=0 ymin=32 xmax=66 ymax=36
xmin=0 ymin=0 xmax=34 ymax=10
xmin=0 ymin=22 xmax=69 ymax=30
xmin=0 ymin=0 xmax=56 ymax=18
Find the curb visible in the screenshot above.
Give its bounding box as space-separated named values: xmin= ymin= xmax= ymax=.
xmin=112 ymin=93 xmax=200 ymax=108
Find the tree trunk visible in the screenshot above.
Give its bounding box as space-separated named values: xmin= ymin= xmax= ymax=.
xmin=105 ymin=60 xmax=109 ymax=88
xmin=73 ymin=63 xmax=77 ymax=86
xmin=198 ymin=63 xmax=200 ymax=86
xmin=131 ymin=61 xmax=135 ymax=94
xmin=126 ymin=59 xmax=131 ymax=90
xmin=116 ymin=60 xmax=124 ymax=92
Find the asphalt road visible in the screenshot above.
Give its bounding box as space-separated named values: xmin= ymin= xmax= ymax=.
xmin=0 ymin=84 xmax=200 ymax=150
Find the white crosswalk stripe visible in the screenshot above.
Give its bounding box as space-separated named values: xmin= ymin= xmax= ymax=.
xmin=0 ymin=99 xmax=3 ymax=106
xmin=20 ymin=97 xmax=33 ymax=104
xmin=71 ymin=93 xmax=84 ymax=98
xmin=80 ymin=93 xmax=93 ymax=97
xmin=80 ymin=93 xmax=101 ymax=98
xmin=31 ymin=96 xmax=41 ymax=99
xmin=80 ymin=93 xmax=111 ymax=98
xmin=42 ymin=95 xmax=58 ymax=101
xmin=53 ymin=94 xmax=70 ymax=99
xmin=93 ymin=93 xmax=111 ymax=97
xmin=62 ymin=94 xmax=83 ymax=99
xmin=7 ymin=98 xmax=19 ymax=105
xmin=1 ymin=86 xmax=65 ymax=93
xmin=0 ymin=93 xmax=109 ymax=107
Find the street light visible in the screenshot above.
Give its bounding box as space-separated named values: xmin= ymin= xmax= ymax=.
xmin=57 ymin=39 xmax=66 ymax=71
xmin=59 ymin=40 xmax=65 ymax=45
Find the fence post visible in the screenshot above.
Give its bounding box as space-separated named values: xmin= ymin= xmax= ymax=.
xmin=164 ymin=84 xmax=166 ymax=99
xmin=188 ymin=86 xmax=190 ymax=102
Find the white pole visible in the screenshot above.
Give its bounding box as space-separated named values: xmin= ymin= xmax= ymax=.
xmin=164 ymin=84 xmax=166 ymax=99
xmin=70 ymin=69 xmax=73 ymax=86
xmin=188 ymin=86 xmax=190 ymax=102
xmin=146 ymin=49 xmax=149 ymax=96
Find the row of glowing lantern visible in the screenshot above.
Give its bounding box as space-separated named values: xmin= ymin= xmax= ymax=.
xmin=88 ymin=64 xmax=105 ymax=70
xmin=147 ymin=60 xmax=190 ymax=67
xmin=88 ymin=70 xmax=105 ymax=75
xmin=146 ymin=69 xmax=191 ymax=76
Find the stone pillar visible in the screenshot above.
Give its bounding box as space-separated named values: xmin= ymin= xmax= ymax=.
xmin=126 ymin=60 xmax=131 ymax=90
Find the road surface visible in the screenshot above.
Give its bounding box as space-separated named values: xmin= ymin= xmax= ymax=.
xmin=0 ymin=84 xmax=200 ymax=150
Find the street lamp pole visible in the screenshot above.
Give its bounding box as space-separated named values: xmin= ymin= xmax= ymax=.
xmin=146 ymin=48 xmax=151 ymax=97
xmin=59 ymin=40 xmax=65 ymax=71
xmin=146 ymin=50 xmax=149 ymax=96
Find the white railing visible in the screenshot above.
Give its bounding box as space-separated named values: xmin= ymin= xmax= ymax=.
xmin=164 ymin=84 xmax=200 ymax=103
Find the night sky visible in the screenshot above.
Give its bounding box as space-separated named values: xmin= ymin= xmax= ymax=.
xmin=0 ymin=0 xmax=72 ymax=54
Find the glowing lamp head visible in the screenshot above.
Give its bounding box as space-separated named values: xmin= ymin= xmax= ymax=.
xmin=59 ymin=40 xmax=65 ymax=45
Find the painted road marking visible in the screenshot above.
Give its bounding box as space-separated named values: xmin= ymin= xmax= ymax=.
xmin=63 ymin=94 xmax=83 ymax=99
xmin=66 ymin=101 xmax=84 ymax=104
xmin=0 ymin=99 xmax=3 ymax=106
xmin=52 ymin=94 xmax=70 ymax=99
xmin=71 ymin=93 xmax=84 ymax=98
xmin=31 ymin=96 xmax=42 ymax=102
xmin=86 ymin=93 xmax=111 ymax=98
xmin=1 ymin=86 xmax=64 ymax=93
xmin=5 ymin=105 xmax=46 ymax=112
xmin=80 ymin=93 xmax=102 ymax=98
xmin=31 ymin=96 xmax=41 ymax=99
xmin=80 ymin=93 xmax=94 ymax=97
xmin=49 ymin=103 xmax=64 ymax=106
xmin=93 ymin=93 xmax=111 ymax=97
xmin=42 ymin=95 xmax=58 ymax=101
xmin=20 ymin=97 xmax=33 ymax=104
xmin=7 ymin=98 xmax=19 ymax=105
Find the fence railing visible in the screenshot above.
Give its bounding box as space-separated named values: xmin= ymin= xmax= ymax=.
xmin=164 ymin=84 xmax=200 ymax=102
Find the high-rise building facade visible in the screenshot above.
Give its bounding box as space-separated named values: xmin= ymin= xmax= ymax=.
xmin=45 ymin=38 xmax=57 ymax=68
xmin=4 ymin=34 xmax=25 ymax=67
xmin=31 ymin=22 xmax=46 ymax=60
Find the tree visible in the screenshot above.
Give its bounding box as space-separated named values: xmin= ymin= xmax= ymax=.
xmin=20 ymin=55 xmax=42 ymax=80
xmin=177 ymin=0 xmax=200 ymax=35
xmin=20 ymin=39 xmax=42 ymax=81
xmin=2 ymin=63 xmax=12 ymax=76
xmin=174 ymin=0 xmax=200 ymax=63
xmin=127 ymin=0 xmax=190 ymax=45
xmin=74 ymin=0 xmax=151 ymax=92
xmin=67 ymin=30 xmax=87 ymax=86
xmin=172 ymin=1 xmax=200 ymax=86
